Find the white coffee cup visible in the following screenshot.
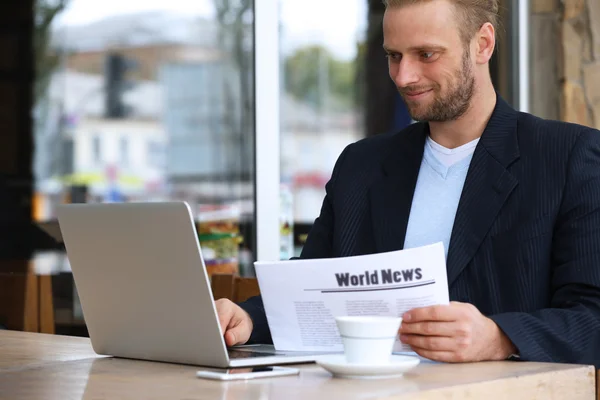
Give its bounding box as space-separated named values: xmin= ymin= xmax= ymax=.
xmin=335 ymin=316 xmax=402 ymax=365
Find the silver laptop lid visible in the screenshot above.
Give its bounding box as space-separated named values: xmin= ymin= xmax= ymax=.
xmin=56 ymin=201 xmax=232 ymax=367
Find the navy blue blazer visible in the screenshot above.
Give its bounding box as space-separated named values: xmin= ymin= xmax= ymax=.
xmin=240 ymin=95 xmax=600 ymax=368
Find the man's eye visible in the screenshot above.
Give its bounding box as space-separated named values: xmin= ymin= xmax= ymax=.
xmin=386 ymin=53 xmax=401 ymax=61
xmin=421 ymin=52 xmax=434 ymax=60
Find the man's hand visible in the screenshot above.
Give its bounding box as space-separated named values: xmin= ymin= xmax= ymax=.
xmin=214 ymin=299 xmax=254 ymax=346
xmin=399 ymin=301 xmax=517 ymax=362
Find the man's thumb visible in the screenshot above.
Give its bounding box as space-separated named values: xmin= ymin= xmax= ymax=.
xmin=225 ymin=323 xmax=250 ymax=346
xmin=224 ymin=329 xmax=237 ymax=346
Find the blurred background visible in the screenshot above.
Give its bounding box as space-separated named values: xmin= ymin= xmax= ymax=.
xmin=0 ymin=0 xmax=598 ymax=336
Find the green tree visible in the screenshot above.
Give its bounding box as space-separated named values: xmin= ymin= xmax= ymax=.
xmin=354 ymin=40 xmax=367 ymax=109
xmin=34 ymin=0 xmax=69 ymax=104
xmin=33 ymin=0 xmax=70 ymax=180
xmin=213 ymin=0 xmax=253 ymax=181
xmin=284 ymin=45 xmax=358 ymax=111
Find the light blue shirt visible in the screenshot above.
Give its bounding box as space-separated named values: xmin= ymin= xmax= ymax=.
xmin=403 ymin=137 xmax=477 ymax=258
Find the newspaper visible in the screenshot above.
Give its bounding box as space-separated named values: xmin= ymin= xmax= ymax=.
xmin=253 ymin=242 xmax=449 ymax=353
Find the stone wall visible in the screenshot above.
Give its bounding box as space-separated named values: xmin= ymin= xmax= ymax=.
xmin=532 ymin=0 xmax=600 ymax=129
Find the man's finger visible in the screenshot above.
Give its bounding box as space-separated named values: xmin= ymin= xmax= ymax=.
xmin=403 ymin=304 xmax=459 ymax=323
xmin=224 ymin=330 xmax=238 ymax=346
xmin=215 ymin=299 xmax=253 ymax=346
xmin=215 ymin=300 xmax=234 ymax=334
xmin=400 ymin=334 xmax=455 ymax=351
xmin=399 ymin=321 xmax=456 ymax=337
xmin=411 ymin=347 xmax=461 ymax=363
xmin=226 ymin=323 xmax=250 ymax=346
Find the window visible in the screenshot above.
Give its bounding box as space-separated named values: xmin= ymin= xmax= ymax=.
xmin=119 ymin=136 xmax=128 ymax=166
xmin=34 ymin=1 xmax=257 ymax=272
xmin=147 ymin=141 xmax=165 ymax=168
xmin=278 ymin=0 xmax=367 ymax=256
xmin=92 ymin=135 xmax=101 ymax=165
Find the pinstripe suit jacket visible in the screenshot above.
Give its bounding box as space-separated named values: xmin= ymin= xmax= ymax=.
xmin=241 ymin=95 xmax=600 ymax=368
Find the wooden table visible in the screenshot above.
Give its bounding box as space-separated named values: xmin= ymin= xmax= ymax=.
xmin=0 ymin=330 xmax=596 ymax=400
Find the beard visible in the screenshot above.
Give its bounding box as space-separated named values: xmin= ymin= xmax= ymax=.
xmin=398 ymin=49 xmax=475 ymax=122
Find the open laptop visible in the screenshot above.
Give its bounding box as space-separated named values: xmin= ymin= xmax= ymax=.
xmin=56 ymin=201 xmax=325 ymax=368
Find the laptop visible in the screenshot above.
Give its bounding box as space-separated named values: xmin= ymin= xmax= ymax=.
xmin=56 ymin=201 xmax=324 ymax=368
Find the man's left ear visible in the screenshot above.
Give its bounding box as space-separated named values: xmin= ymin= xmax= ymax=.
xmin=475 ymin=22 xmax=495 ymax=65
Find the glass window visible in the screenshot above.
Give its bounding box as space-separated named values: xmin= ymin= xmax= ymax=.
xmin=92 ymin=135 xmax=101 ymax=165
xmin=119 ymin=136 xmax=128 ymax=166
xmin=147 ymin=140 xmax=166 ymax=169
xmin=278 ymin=0 xmax=367 ymax=257
xmin=33 ymin=0 xmax=258 ymax=333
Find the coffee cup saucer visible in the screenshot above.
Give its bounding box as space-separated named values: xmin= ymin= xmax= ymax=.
xmin=315 ymin=354 xmax=420 ymax=380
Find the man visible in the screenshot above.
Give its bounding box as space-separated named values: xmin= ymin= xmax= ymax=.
xmin=216 ymin=0 xmax=600 ymax=367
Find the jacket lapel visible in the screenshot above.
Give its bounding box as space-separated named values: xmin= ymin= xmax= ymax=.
xmin=369 ymin=124 xmax=427 ymax=253
xmin=445 ymin=96 xmax=520 ymax=286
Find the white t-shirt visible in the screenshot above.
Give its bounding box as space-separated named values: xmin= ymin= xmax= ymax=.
xmin=426 ymin=136 xmax=480 ymax=167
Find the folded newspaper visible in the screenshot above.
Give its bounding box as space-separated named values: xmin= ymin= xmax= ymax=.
xmin=254 ymin=242 xmax=449 ymax=353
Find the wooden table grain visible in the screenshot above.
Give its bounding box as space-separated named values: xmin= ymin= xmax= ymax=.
xmin=0 ymin=330 xmax=101 ymax=372
xmin=0 ymin=330 xmax=596 ymax=400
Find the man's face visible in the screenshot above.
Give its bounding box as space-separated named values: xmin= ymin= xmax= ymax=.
xmin=383 ymin=0 xmax=476 ymax=122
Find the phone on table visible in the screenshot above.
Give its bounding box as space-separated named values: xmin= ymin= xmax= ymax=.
xmin=196 ymin=366 xmax=300 ymax=381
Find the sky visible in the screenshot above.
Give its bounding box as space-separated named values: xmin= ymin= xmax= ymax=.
xmin=54 ymin=0 xmax=367 ymax=61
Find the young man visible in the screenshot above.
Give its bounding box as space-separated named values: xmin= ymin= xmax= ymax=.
xmin=215 ymin=0 xmax=600 ymax=367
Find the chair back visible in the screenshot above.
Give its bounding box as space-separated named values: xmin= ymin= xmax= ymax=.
xmin=211 ymin=274 xmax=260 ymax=303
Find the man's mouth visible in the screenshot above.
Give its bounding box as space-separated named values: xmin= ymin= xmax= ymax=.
xmin=403 ymin=89 xmax=433 ymax=98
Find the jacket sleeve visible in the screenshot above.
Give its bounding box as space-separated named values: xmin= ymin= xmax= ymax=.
xmin=238 ymin=144 xmax=353 ymax=344
xmin=490 ymin=128 xmax=600 ymax=368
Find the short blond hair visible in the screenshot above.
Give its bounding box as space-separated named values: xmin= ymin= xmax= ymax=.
xmin=382 ymin=0 xmax=500 ymax=45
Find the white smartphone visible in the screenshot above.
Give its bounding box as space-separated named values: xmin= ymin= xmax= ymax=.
xmin=196 ymin=366 xmax=300 ymax=381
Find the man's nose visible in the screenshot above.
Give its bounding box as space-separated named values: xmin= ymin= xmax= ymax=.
xmin=392 ymin=59 xmax=420 ymax=89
